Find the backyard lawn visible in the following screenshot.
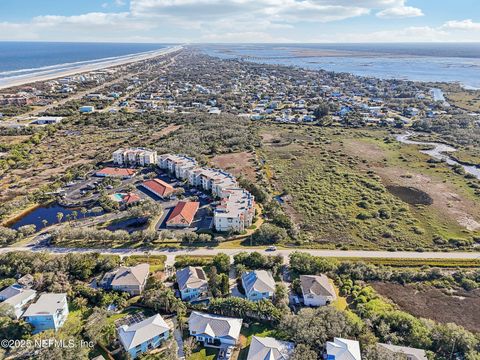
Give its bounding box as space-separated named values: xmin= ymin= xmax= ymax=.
xmin=189 ymin=346 xmax=219 ymax=360
xmin=237 ymin=323 xmax=281 ymax=360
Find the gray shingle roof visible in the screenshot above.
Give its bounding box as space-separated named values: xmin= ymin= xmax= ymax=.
xmin=4 ymin=289 xmax=36 ymax=307
xmin=300 ymin=274 xmax=336 ymax=298
xmin=242 ymin=270 xmax=275 ymax=295
xmin=247 ymin=336 xmax=294 ymax=360
xmin=108 ymin=263 xmax=150 ymax=287
xmin=176 ymin=266 xmax=207 ymax=291
xmin=188 ymin=311 xmax=242 ymax=341
xmin=378 ymin=343 xmax=428 ymax=360
xmin=0 ymin=285 xmax=23 ymax=300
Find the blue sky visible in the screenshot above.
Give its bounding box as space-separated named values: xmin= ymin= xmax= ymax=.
xmin=0 ymin=0 xmax=479 ymax=43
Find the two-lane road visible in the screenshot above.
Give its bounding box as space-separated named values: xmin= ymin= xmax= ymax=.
xmin=2 ymin=246 xmax=479 ymax=266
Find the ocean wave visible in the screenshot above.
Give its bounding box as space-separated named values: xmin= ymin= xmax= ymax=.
xmin=0 ymin=49 xmax=161 ymax=78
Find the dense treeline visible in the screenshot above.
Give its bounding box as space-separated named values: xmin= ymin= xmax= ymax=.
xmin=287 ymin=252 xmax=480 ymax=359
xmin=289 ymin=252 xmax=480 ymax=290
xmin=233 ymin=251 xmax=283 ymax=278
xmin=158 ymin=113 xmax=261 ymax=156
xmin=413 ymin=116 xmax=480 ymax=147
xmin=0 ymin=251 xmax=120 ymax=281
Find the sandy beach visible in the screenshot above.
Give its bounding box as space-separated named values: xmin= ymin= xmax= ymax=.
xmin=0 ymin=45 xmax=182 ymax=90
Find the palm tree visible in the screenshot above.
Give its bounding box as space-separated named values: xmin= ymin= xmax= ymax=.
xmin=80 ymin=207 xmax=88 ymax=218
xmin=56 ymin=212 xmax=64 ymax=224
xmin=72 ymin=211 xmax=78 ymax=221
xmin=42 ymin=219 xmax=48 ymax=228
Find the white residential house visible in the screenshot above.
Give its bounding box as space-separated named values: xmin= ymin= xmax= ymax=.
xmin=325 ymin=338 xmax=362 ymax=360
xmin=0 ymin=285 xmax=36 ymax=318
xmin=30 ymin=116 xmax=63 ymax=125
xmin=188 ymin=311 xmax=243 ymax=347
xmin=118 ymin=314 xmax=171 ymax=359
xmin=242 ymin=270 xmax=276 ymax=301
xmin=176 ymin=266 xmax=208 ymax=301
xmin=99 ymin=264 xmax=150 ymax=296
xmin=247 ymin=336 xmax=294 ymax=360
xmin=377 ymin=343 xmax=428 ymax=360
xmin=300 ymin=274 xmax=337 ymax=307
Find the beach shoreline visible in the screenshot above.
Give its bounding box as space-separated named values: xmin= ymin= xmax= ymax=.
xmin=0 ymin=45 xmax=182 ymax=90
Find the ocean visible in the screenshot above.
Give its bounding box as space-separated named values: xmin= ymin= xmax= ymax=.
xmin=1 ymin=42 xmax=479 ymax=89
xmin=200 ymin=43 xmax=480 ymax=89
xmin=0 ymin=42 xmax=170 ymax=81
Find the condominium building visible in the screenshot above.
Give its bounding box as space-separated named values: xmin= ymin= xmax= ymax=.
xmin=158 ymin=154 xmax=197 ymax=179
xmin=113 ymin=148 xmax=158 ymax=167
xmin=159 ymin=154 xmax=254 ymax=233
xmin=214 ymin=188 xmax=255 ymax=232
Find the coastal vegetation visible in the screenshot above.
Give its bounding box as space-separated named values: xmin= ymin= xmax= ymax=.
xmin=258 ymin=124 xmax=480 ymax=250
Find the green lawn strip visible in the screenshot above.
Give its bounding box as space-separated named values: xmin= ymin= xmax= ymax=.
xmin=332 ymin=257 xmax=480 ymax=268
xmin=124 ymin=254 xmax=167 ymax=272
xmin=189 ymin=346 xmax=218 ymax=360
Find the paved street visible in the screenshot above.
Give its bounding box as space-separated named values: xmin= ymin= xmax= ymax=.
xmin=2 ymin=246 xmax=479 ymax=266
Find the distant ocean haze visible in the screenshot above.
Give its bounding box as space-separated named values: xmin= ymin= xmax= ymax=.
xmin=200 ymin=43 xmax=480 ymax=89
xmin=0 ymin=42 xmax=170 ymax=79
xmin=1 ymin=42 xmax=479 ymax=89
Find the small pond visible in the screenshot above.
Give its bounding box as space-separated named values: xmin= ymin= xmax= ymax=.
xmin=9 ymin=203 xmax=102 ymax=230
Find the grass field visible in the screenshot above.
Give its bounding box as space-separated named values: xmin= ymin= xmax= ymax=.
xmin=260 ymin=124 xmax=480 ymax=250
xmin=124 ymin=254 xmax=167 ymax=272
xmin=332 ymin=257 xmax=480 ymax=268
xmin=440 ymin=84 xmax=480 ymax=112
xmin=189 ymin=346 xmax=218 ymax=360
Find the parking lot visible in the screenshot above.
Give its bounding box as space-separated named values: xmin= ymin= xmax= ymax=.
xmin=137 ymin=170 xmax=215 ymax=232
xmin=59 ymin=165 xmax=215 ymax=234
xmin=61 ymin=166 xmax=151 ymax=204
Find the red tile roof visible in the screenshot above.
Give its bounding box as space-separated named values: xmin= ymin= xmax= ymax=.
xmin=96 ymin=167 xmax=136 ymax=177
xmin=166 ymin=201 xmax=199 ymax=226
xmin=142 ymin=178 xmax=174 ymax=197
xmin=123 ymin=192 xmax=141 ymax=204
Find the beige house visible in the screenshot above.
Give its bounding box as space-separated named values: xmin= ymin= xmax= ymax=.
xmin=300 ymin=274 xmax=337 ymax=307
xmin=99 ymin=264 xmax=150 ymax=295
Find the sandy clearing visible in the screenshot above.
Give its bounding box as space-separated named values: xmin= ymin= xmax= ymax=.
xmin=376 ymin=166 xmax=480 ymax=231
xmin=343 ymin=138 xmax=480 ymax=232
xmin=210 ymin=151 xmax=257 ymax=182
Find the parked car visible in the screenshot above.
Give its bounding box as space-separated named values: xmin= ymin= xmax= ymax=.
xmin=266 ymin=245 xmax=277 ymax=252
xmin=218 ymin=346 xmax=234 ymax=360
